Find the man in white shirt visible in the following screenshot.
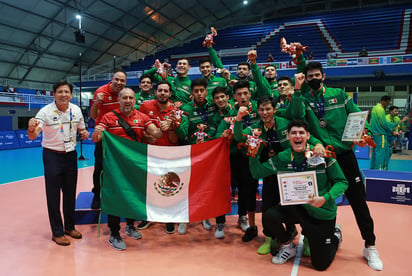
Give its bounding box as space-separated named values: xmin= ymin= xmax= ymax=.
xmin=28 ymin=80 xmax=89 ymax=246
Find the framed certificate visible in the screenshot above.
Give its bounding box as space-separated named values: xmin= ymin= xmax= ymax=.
xmin=277 ymin=171 xmax=318 ymax=206
xmin=342 ymin=111 xmax=368 ymax=141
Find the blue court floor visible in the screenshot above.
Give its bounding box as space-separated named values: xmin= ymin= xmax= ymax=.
xmin=1 ymin=144 xmax=412 ymax=185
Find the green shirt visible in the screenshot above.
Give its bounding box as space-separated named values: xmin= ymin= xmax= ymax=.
xmin=249 ymin=147 xmax=348 ymax=220
xmin=204 ymin=74 xmax=228 ymax=103
xmin=208 ymin=104 xmax=232 ymax=138
xmin=290 ymin=86 xmax=371 ymax=154
xmin=175 ymin=100 xmax=216 ymax=145
xmin=207 ymin=46 xmax=257 ymax=99
xmin=144 ymin=68 xmax=192 ymax=104
xmin=386 ymin=114 xmax=403 ymax=133
xmin=370 ymin=103 xmax=398 ymax=135
xmin=233 ymin=116 xmax=323 ymax=155
xmin=134 ymin=90 xmax=156 ymax=110
xmin=216 ymin=101 xmax=259 ymax=153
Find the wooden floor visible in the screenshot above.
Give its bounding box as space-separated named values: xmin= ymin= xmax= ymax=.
xmin=1 ymin=166 xmax=411 ymax=276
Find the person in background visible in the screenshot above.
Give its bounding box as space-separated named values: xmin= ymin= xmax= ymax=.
xmin=370 ymin=96 xmax=408 ymax=170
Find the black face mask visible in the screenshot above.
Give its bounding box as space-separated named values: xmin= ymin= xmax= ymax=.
xmin=307 ymin=79 xmax=322 ymax=90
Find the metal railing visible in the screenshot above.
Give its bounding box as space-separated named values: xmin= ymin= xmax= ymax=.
xmin=0 ymin=92 xmax=54 ymax=110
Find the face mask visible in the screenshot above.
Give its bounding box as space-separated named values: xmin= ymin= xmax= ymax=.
xmin=307 ymin=79 xmax=322 ymax=90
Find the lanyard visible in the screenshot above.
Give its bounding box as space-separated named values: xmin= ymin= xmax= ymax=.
xmin=239 ymin=102 xmax=252 ymax=128
xmin=55 ymin=108 xmax=73 ymax=139
xmin=312 ymin=93 xmax=325 ymax=119
xmin=291 ymin=154 xmax=308 ymax=172
xmin=193 ymin=101 xmax=209 ymax=123
xmin=219 ymin=103 xmax=231 ymax=116
xmin=291 ymin=144 xmax=310 ymax=172
xmin=264 ymin=120 xmax=281 ymax=154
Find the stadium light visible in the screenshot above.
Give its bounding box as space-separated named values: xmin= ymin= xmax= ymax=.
xmin=74 ymin=14 xmax=85 ymax=43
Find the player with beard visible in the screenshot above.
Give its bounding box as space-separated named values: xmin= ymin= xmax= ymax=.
xmin=138 ymin=81 xmax=179 ymax=233
xmin=92 ymin=88 xmax=164 ymax=250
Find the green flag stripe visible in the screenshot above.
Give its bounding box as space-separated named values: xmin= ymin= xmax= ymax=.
xmin=101 ymin=132 xmax=148 ymax=220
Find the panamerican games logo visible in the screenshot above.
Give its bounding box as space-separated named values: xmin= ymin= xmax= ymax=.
xmin=392 ymin=184 xmax=410 ymax=195
xmin=154 ymin=172 xmax=184 ymax=197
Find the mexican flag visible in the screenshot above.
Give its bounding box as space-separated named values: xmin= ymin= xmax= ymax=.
xmin=101 ymin=132 xmax=231 ymax=223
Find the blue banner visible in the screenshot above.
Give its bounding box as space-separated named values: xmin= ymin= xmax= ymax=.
xmin=16 ymin=130 xmax=42 ymax=148
xmin=364 ymin=169 xmax=412 ymax=205
xmin=0 ymin=131 xmax=20 ymax=150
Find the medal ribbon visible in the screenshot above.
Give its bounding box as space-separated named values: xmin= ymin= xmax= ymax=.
xmin=311 ymin=91 xmax=325 ymax=120
xmin=240 ymin=102 xmax=253 ymax=128
xmin=194 ymin=101 xmax=209 ymax=123
xmin=291 ymin=153 xmax=308 ymax=172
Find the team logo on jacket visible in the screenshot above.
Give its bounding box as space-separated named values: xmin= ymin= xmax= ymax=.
xmin=154 ymin=171 xmax=184 ymax=197
xmin=328 ymin=98 xmax=338 ymax=104
xmin=149 ymin=111 xmax=154 ymax=116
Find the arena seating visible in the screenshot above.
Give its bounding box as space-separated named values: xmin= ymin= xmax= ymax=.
xmin=124 ymin=5 xmax=411 ymax=71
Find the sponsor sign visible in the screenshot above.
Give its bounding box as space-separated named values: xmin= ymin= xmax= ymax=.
xmin=364 ymin=169 xmax=412 ymax=205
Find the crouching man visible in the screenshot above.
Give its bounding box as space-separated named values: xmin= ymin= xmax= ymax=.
xmin=249 ymin=120 xmax=348 ymax=271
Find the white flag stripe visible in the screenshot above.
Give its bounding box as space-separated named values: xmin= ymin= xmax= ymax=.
xmin=146 ymin=145 xmax=191 ymax=222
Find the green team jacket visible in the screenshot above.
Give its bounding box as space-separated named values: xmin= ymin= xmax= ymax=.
xmin=208 ymin=104 xmax=232 ymax=138
xmin=251 ymin=63 xmax=278 ymax=98
xmin=144 ymin=68 xmax=191 ymax=103
xmin=371 ymin=103 xmax=398 ymax=135
xmin=204 ymin=74 xmax=228 ymax=103
xmin=290 ymin=86 xmax=371 ymax=154
xmin=233 ymin=117 xmax=323 ymax=153
xmin=207 ymin=46 xmax=258 ymax=99
xmin=249 ymin=147 xmax=348 ymax=220
xmin=216 ymin=101 xmax=260 ymax=154
xmin=175 ymin=100 xmax=216 ymax=145
xmin=250 ymin=54 xmax=307 ymax=117
xmin=134 ymin=90 xmax=156 ymax=110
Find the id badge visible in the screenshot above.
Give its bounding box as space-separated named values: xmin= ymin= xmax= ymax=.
xmin=64 ymin=138 xmax=75 ymax=152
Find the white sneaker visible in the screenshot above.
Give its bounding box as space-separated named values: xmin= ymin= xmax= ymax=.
xmin=238 ymin=215 xmax=249 ymax=232
xmin=215 ymin=223 xmax=225 ymax=239
xmin=363 ymin=246 xmax=383 ymax=271
xmin=177 ymin=223 xmax=187 ymax=235
xmin=272 ymin=242 xmax=297 ymax=264
xmin=202 ymin=219 xmax=213 ymax=230
xmin=334 ymin=224 xmax=343 ymax=248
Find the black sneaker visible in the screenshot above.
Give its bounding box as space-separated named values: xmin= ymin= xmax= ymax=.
xmin=242 ymin=226 xmax=258 ymax=242
xmin=91 ymin=195 xmax=101 ymax=209
xmin=137 ymin=221 xmax=152 ymax=230
xmin=165 ymin=223 xmax=175 ymax=234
